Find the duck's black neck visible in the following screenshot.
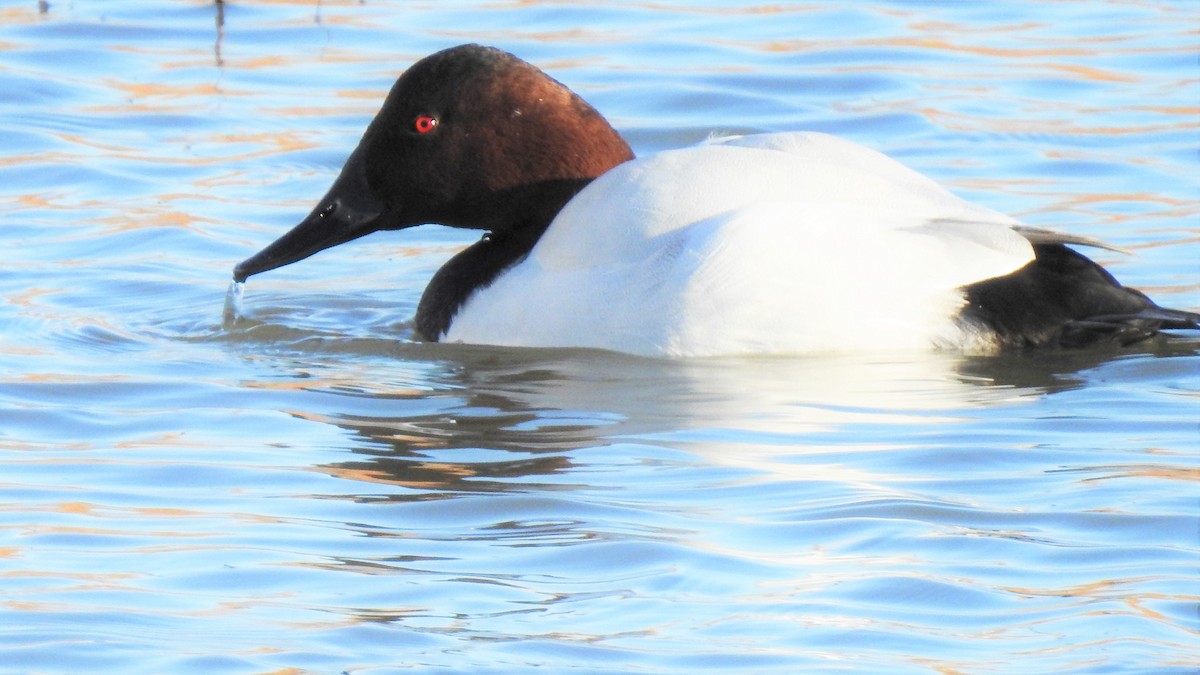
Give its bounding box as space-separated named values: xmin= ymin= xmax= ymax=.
xmin=413 ymin=178 xmax=593 ymax=341
xmin=414 ymin=225 xmax=544 ymax=340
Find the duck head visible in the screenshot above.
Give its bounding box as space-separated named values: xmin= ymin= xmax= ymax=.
xmin=233 ymin=44 xmax=634 ymax=283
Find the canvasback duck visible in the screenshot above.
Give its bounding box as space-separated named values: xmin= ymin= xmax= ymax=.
xmin=233 ymin=44 xmax=1198 ymax=357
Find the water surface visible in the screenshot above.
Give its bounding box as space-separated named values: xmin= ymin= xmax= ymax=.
xmin=1 ymin=1 xmax=1198 ymax=672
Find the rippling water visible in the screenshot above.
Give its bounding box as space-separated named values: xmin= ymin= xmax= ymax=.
xmin=2 ymin=1 xmax=1198 ymax=672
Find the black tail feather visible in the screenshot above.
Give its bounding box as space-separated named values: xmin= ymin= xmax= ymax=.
xmin=961 ymin=244 xmax=1199 ymax=349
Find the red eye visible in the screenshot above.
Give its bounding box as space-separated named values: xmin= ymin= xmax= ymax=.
xmin=414 ymin=115 xmax=439 ymax=134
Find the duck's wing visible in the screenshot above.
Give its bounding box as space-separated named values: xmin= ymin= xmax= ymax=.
xmin=537 ymin=131 xmax=1025 ymax=271
xmin=1010 ymin=224 xmax=1129 ymax=254
xmin=650 ymin=200 xmax=1041 ymax=354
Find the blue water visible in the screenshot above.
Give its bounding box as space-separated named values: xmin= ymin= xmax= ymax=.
xmin=1 ymin=1 xmax=1198 ymax=672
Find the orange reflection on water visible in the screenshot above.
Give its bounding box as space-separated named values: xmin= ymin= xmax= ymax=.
xmin=1079 ymin=464 xmax=1200 ymax=483
xmin=0 ymin=6 xmax=44 ymax=29
xmin=916 ymin=107 xmax=1193 ymax=136
xmin=95 ymin=206 xmax=214 ymax=232
xmin=109 ymin=79 xmax=230 ymax=101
